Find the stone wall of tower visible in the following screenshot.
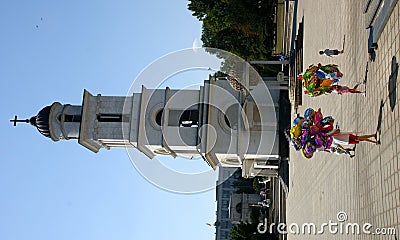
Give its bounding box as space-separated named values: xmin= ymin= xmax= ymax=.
xmin=78 ymin=87 xmax=203 ymax=159
xmin=95 ymin=95 xmax=131 ymax=146
xmin=138 ymin=87 xmax=165 ymax=152
xmin=79 ymin=90 xmax=145 ymax=152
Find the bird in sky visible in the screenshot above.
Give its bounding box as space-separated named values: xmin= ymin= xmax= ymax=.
xmin=36 ymin=18 xmax=43 ymax=28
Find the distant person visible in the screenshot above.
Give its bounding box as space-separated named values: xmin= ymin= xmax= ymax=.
xmin=273 ymin=52 xmax=288 ymax=61
xmin=319 ymin=49 xmax=343 ymax=57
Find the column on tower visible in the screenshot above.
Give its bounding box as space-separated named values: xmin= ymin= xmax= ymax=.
xmin=78 ymin=90 xmax=139 ymax=153
xmin=48 ymin=102 xmax=82 ymax=141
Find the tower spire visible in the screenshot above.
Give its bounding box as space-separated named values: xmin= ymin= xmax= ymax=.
xmin=9 ymin=115 xmax=30 ymax=126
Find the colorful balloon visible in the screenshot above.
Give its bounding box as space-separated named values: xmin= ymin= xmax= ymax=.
xmin=290 ymin=124 xmax=302 ymax=139
xmin=289 ymin=107 xmax=336 ymax=159
xmin=301 ymin=148 xmax=313 ymax=159
xmin=314 ymin=109 xmax=323 ymax=124
xmin=304 ymin=108 xmax=315 ymax=120
xmin=299 ymin=63 xmax=343 ymax=97
xmin=293 ymin=117 xmax=304 ymax=125
xmin=324 ymin=136 xmax=333 ymax=149
xmin=315 ymin=134 xmax=324 ymax=148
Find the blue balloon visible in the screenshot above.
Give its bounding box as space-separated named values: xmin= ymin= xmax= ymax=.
xmin=293 ymin=117 xmax=304 ymax=125
xmin=316 ymin=70 xmax=326 ymax=79
xmin=321 ymin=116 xmax=333 ymax=125
xmin=304 ymin=108 xmax=315 ymax=119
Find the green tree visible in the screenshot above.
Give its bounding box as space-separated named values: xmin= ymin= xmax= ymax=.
xmin=232 ymin=178 xmax=256 ymax=194
xmin=188 ymin=0 xmax=278 ymax=61
xmin=253 ymin=178 xmax=262 ymax=193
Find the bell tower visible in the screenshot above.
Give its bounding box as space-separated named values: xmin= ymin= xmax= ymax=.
xmin=12 ymin=88 xmax=204 ymax=159
xmin=12 ymin=75 xmax=283 ymax=178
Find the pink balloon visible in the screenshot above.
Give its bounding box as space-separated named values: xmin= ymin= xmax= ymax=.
xmin=315 ymin=134 xmax=324 ymax=148
xmin=324 ymin=136 xmax=333 ymax=149
xmin=314 ymin=109 xmax=323 ymax=123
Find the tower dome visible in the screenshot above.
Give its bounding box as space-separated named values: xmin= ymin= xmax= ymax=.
xmin=27 ymin=102 xmax=82 ymax=141
xmin=30 ymin=105 xmax=52 ymax=138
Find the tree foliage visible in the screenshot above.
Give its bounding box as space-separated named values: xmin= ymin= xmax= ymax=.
xmin=233 ymin=177 xmax=256 ymax=194
xmin=253 ymin=178 xmax=262 ymax=193
xmin=188 ymin=0 xmax=278 ymax=61
xmin=232 ymin=168 xmax=256 ymax=194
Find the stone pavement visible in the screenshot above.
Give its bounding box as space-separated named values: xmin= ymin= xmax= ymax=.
xmin=286 ymin=1 xmax=400 ymax=239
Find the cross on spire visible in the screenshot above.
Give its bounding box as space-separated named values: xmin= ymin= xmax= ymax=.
xmin=10 ymin=115 xmax=30 ymax=126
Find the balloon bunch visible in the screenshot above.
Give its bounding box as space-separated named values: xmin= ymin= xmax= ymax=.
xmin=298 ymin=63 xmax=343 ymax=97
xmin=289 ymin=108 xmax=335 ymax=159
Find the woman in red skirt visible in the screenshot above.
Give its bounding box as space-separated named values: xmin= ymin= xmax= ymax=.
xmin=331 ymin=129 xmax=379 ymax=145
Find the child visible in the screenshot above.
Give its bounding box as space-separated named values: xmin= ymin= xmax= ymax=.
xmin=330 ymin=144 xmax=356 ymax=157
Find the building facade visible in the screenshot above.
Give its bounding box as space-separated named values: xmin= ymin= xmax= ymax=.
xmin=229 ymin=193 xmax=264 ymax=224
xmin=214 ymin=167 xmax=240 ymax=240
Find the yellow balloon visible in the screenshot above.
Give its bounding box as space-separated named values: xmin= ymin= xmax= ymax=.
xmin=290 ymin=124 xmax=301 ymax=139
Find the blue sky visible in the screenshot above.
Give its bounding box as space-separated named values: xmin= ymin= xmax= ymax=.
xmin=0 ymin=1 xmax=219 ymax=239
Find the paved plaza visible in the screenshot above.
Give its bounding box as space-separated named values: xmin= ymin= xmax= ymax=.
xmin=287 ymin=0 xmax=400 ymax=239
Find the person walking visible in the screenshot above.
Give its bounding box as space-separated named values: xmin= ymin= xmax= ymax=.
xmin=331 ymin=83 xmax=366 ymax=95
xmin=330 ymin=129 xmax=379 ymax=145
xmin=319 ymin=48 xmax=343 ymax=57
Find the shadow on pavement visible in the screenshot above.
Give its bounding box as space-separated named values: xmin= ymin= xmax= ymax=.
xmin=376 ymin=100 xmax=384 ymax=134
xmin=389 ymin=56 xmax=398 ymax=112
xmin=369 ymin=51 xmax=376 ymax=62
xmin=368 ymin=27 xmax=378 ymax=61
xmin=363 ymin=62 xmax=369 ymax=84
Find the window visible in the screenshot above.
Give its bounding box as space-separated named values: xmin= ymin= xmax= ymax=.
xmin=221 ymin=231 xmax=229 ymax=239
xmin=179 ymin=109 xmax=199 ymax=127
xmin=155 ymin=110 xmax=163 ymax=126
xmin=222 ymin=190 xmax=230 ymax=199
xmin=224 ymin=115 xmax=231 ymax=128
xmin=221 ymin=221 xmax=230 ymax=229
xmin=97 ymin=114 xmax=123 ymax=122
xmin=222 ymin=210 xmax=229 ymax=219
xmin=64 ymin=115 xmax=81 ymax=122
xmin=235 ymin=203 xmax=242 ymax=213
xmin=220 ymin=103 xmax=239 ymax=131
xmin=168 ymin=109 xmax=199 ymax=127
xmin=57 ymin=114 xmax=81 ymax=122
xmin=222 ymin=181 xmax=231 ymax=188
